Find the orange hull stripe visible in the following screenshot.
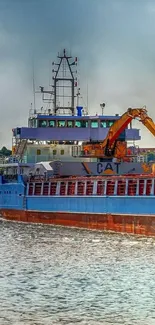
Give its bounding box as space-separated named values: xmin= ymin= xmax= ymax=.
xmin=1 ymin=209 xmax=155 ymax=237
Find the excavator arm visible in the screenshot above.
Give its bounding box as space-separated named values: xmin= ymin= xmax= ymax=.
xmin=139 ymin=111 xmax=155 ymax=137
xmin=101 ymin=107 xmax=149 ymax=150
xmin=82 ymin=107 xmax=155 ymax=159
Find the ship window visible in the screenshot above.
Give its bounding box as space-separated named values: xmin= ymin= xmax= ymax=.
xmin=31 ymin=118 xmax=37 ymax=128
xmin=75 ymin=120 xmax=88 ymax=127
xmin=75 ymin=121 xmax=81 ymax=127
xmin=49 ymin=120 xmax=55 ymax=127
xmin=58 ymin=120 xmax=65 ymax=127
xmin=81 ymin=120 xmax=88 ymax=128
xmin=91 ymin=120 xmax=98 ymax=128
xmin=100 ymin=121 xmax=107 ymax=128
xmin=107 ymin=121 xmax=114 ymax=127
xmin=61 ymin=149 xmax=64 ymax=155
xmin=75 ymin=120 xmax=85 ymax=128
xmin=67 ymin=120 xmax=74 ymax=127
xmin=29 ymin=118 xmax=37 ymax=128
xmin=34 ymin=119 xmax=37 ymax=127
xmin=53 ymin=149 xmax=57 ymax=155
xmin=38 ymin=120 xmax=47 ymax=127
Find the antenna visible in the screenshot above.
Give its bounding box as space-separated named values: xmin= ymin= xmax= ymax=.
xmin=49 ymin=59 xmax=51 ymax=86
xmin=86 ymin=82 xmax=89 ymax=114
xmin=32 ymin=59 xmax=36 ymax=111
xmin=77 ymin=88 xmax=80 ymax=107
xmin=100 ymin=103 xmax=105 ymax=115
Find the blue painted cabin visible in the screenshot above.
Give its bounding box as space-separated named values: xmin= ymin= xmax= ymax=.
xmin=12 ymin=114 xmax=140 ymax=142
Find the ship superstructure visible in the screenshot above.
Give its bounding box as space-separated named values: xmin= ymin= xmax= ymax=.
xmin=12 ymin=49 xmax=141 ymax=164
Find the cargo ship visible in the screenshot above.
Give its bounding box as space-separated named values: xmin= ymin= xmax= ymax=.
xmin=1 ymin=49 xmax=155 ymax=236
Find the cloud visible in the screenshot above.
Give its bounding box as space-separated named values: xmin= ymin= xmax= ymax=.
xmin=146 ymin=1 xmax=155 ymax=14
xmin=0 ymin=0 xmax=155 ymax=148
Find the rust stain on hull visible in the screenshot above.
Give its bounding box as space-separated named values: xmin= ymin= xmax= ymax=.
xmin=1 ymin=209 xmax=155 ymax=236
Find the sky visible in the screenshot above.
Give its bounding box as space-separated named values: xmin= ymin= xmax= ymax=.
xmin=1 ymin=0 xmax=155 ymax=147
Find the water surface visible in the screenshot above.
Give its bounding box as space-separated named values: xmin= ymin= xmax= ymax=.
xmin=0 ymin=220 xmax=155 ymax=324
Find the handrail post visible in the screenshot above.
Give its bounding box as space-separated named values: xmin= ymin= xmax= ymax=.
xmin=143 ymin=179 xmax=147 ymax=195
xmin=125 ymin=179 xmax=128 ymax=195
xmin=48 ymin=182 xmax=51 ymax=195
xmin=151 ymin=178 xmax=155 ymax=195
xmin=114 ymin=180 xmax=118 ymax=195
xmin=104 ymin=180 xmax=107 ymax=195
xmin=93 ymin=180 xmax=97 ymax=195
xmin=136 ymin=179 xmax=139 ymax=195
xmin=56 ymin=181 xmax=60 ymax=195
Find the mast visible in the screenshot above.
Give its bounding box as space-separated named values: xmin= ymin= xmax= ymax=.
xmin=39 ymin=49 xmax=78 ymax=116
xmin=86 ymin=83 xmax=89 ymax=115
xmin=32 ymin=60 xmax=36 ymax=112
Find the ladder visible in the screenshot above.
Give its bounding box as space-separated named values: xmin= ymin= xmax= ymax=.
xmin=15 ymin=139 xmax=27 ymax=161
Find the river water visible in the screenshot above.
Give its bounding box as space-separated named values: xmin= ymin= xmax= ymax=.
xmin=0 ymin=220 xmax=155 ymax=325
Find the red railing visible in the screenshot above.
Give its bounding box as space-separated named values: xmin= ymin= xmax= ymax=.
xmin=27 ymin=175 xmax=155 ymax=197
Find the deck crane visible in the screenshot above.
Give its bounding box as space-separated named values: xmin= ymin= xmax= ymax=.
xmin=82 ymin=107 xmax=155 ymax=160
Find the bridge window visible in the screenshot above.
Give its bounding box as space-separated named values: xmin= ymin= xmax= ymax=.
xmin=75 ymin=120 xmax=88 ymax=127
xmin=91 ymin=120 xmax=98 ymax=128
xmin=32 ymin=119 xmax=37 ymax=127
xmin=67 ymin=120 xmax=74 ymax=127
xmin=38 ymin=120 xmax=47 ymax=127
xmin=17 ymin=128 xmax=21 ymax=135
xmin=49 ymin=120 xmax=55 ymax=127
xmin=58 ymin=120 xmax=65 ymax=127
xmin=81 ymin=120 xmax=88 ymax=127
xmin=107 ymin=121 xmax=114 ymax=127
xmin=75 ymin=121 xmax=81 ymax=127
xmin=29 ymin=118 xmax=37 ymax=128
xmin=100 ymin=121 xmax=107 ymax=128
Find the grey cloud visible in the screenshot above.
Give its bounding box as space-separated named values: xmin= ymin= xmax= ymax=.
xmin=0 ymin=0 xmax=155 ymax=147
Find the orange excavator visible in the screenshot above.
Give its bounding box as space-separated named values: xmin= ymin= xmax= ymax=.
xmin=82 ymin=107 xmax=155 ymax=160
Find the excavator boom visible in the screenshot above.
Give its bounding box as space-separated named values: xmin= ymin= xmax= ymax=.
xmin=82 ymin=106 xmax=155 ymax=159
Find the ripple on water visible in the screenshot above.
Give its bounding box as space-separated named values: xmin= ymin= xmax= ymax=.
xmin=0 ymin=220 xmax=155 ymax=324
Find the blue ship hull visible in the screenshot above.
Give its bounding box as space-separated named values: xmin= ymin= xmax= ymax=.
xmin=0 ymin=175 xmax=155 ymax=236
